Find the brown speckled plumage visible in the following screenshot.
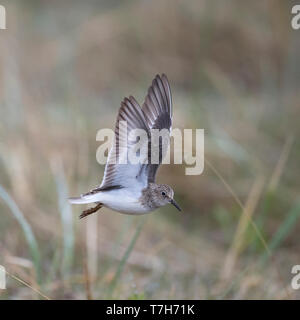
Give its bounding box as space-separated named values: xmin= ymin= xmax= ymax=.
xmin=140 ymin=183 xmax=174 ymax=211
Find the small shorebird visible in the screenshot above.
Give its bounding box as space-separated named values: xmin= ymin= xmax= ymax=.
xmin=69 ymin=74 xmax=181 ymax=218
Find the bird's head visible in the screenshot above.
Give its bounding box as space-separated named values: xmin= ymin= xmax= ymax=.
xmin=154 ymin=184 xmax=181 ymax=211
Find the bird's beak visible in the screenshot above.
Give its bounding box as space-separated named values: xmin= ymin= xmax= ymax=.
xmin=170 ymin=198 xmax=182 ymax=212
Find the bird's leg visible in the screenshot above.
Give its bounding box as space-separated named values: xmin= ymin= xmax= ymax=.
xmin=79 ymin=203 xmax=103 ymax=219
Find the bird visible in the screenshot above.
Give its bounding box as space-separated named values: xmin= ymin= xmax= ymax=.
xmin=69 ymin=74 xmax=181 ymax=219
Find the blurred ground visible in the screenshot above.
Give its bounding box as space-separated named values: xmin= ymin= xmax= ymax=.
xmin=0 ymin=0 xmax=300 ymax=299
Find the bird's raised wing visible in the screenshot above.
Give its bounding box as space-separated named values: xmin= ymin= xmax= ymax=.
xmin=142 ymin=74 xmax=172 ymax=183
xmin=88 ymin=74 xmax=172 ymax=195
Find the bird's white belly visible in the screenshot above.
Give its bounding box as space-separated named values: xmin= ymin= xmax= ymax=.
xmin=97 ymin=188 xmax=151 ymax=215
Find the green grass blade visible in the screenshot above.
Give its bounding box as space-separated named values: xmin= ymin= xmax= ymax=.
xmin=0 ymin=184 xmax=41 ymax=281
xmin=269 ymin=201 xmax=300 ymax=252
xmin=107 ymin=217 xmax=146 ymax=299
xmin=52 ymin=161 xmax=74 ymax=276
xmin=261 ymin=200 xmax=300 ymax=264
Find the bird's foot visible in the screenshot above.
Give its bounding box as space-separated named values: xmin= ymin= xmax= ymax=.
xmin=79 ymin=203 xmax=103 ymax=219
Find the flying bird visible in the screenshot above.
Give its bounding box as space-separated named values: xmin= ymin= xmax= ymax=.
xmin=69 ymin=74 xmax=181 ymax=218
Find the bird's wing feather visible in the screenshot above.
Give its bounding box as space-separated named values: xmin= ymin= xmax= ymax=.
xmin=98 ymin=96 xmax=149 ymax=191
xmin=142 ymin=74 xmax=172 ymax=183
xmin=87 ymin=74 xmax=172 ymax=195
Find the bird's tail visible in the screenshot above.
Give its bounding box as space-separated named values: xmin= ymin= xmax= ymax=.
xmin=68 ymin=193 xmax=100 ymax=204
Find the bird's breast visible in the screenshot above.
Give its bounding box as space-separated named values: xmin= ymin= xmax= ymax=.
xmin=99 ymin=188 xmax=152 ymax=215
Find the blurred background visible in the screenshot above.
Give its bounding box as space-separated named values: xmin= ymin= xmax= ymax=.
xmin=0 ymin=0 xmax=300 ymax=299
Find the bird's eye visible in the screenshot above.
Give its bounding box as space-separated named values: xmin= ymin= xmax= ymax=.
xmin=161 ymin=192 xmax=166 ymax=196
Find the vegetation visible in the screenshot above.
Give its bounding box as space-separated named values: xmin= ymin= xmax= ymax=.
xmin=0 ymin=0 xmax=299 ymax=299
